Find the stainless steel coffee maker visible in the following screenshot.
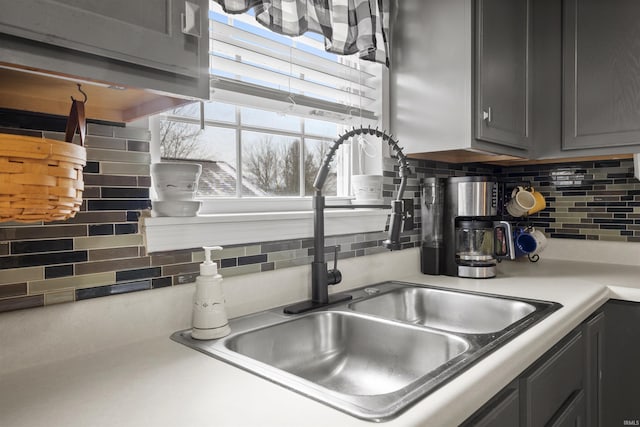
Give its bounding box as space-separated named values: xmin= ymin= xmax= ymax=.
xmin=443 ymin=176 xmax=514 ymax=278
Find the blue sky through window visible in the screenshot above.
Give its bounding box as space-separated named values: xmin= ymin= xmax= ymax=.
xmin=209 ymin=9 xmax=339 ymax=62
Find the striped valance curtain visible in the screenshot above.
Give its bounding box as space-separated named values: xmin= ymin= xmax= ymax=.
xmin=212 ymin=0 xmax=391 ymax=66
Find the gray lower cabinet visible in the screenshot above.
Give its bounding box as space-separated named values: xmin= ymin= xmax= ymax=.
xmin=460 ymin=381 xmax=519 ymax=427
xmin=547 ymin=390 xmax=586 ymax=427
xmin=583 ymin=311 xmax=604 ymax=427
xmin=463 ymin=310 xmax=604 ymax=427
xmin=520 ymin=330 xmax=585 ymax=427
xmin=602 ymin=300 xmax=640 ymax=427
xmin=0 ymin=0 xmax=209 ymax=100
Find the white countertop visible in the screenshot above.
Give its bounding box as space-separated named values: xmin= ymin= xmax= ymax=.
xmin=1 ymin=251 xmax=640 ymax=427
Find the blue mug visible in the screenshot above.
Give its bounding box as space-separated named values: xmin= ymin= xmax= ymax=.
xmin=514 ymin=228 xmax=537 ymax=258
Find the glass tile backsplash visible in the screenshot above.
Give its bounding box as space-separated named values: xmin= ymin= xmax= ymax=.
xmin=503 ymin=160 xmax=640 ymax=242
xmin=0 ymin=112 xmax=639 ymax=314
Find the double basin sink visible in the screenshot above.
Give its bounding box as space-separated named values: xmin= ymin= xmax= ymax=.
xmin=171 ymin=281 xmax=561 ymax=421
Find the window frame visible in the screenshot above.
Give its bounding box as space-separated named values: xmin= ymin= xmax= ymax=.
xmin=150 ymin=102 xmax=376 ymax=213
xmin=145 ymin=100 xmax=390 ymax=253
xmin=143 ymin=4 xmax=391 ymax=252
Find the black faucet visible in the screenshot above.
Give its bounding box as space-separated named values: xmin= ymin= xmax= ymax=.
xmin=283 ymin=127 xmax=411 ymax=314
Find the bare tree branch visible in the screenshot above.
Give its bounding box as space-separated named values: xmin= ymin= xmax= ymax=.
xmin=243 ymin=136 xmax=283 ymax=193
xmin=159 ymin=105 xmax=207 ymax=160
xmin=243 ymin=137 xmax=337 ymax=196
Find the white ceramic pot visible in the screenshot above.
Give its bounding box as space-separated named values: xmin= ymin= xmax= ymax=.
xmin=351 ymin=174 xmax=383 ymax=202
xmin=151 ymin=200 xmax=201 ymax=217
xmin=151 ymin=162 xmax=202 ymax=200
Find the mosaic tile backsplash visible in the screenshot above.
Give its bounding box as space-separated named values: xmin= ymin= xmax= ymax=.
xmin=0 ymin=116 xmax=424 ymax=314
xmin=0 ymin=112 xmax=639 ymax=314
xmin=503 ymin=159 xmax=640 ymax=242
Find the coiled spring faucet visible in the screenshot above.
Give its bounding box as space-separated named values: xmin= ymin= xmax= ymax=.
xmin=284 ymin=126 xmax=411 ymax=314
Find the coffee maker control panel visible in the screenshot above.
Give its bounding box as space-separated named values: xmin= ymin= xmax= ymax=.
xmin=491 ymin=183 xmax=498 ymax=209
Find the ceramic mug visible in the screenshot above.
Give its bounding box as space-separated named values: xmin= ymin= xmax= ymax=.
xmin=506 ymin=186 xmax=536 ymax=217
xmin=528 ymin=188 xmax=547 ymax=215
xmin=529 ymin=228 xmax=548 ymax=254
xmin=513 ymin=227 xmax=537 ymax=258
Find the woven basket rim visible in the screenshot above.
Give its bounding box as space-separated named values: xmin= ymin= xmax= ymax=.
xmin=0 ymin=133 xmax=86 ymax=163
xmin=0 ymin=133 xmax=85 ymax=223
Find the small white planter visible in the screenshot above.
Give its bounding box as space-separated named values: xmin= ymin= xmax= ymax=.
xmin=351 ymin=174 xmax=384 ymax=204
xmin=151 ymin=200 xmax=202 ymax=217
xmin=151 ymin=162 xmax=202 ymax=201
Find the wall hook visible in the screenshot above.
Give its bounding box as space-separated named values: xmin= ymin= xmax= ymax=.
xmin=71 ymin=83 xmax=88 ymax=103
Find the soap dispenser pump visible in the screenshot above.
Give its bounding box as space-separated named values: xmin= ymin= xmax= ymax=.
xmin=191 ymin=246 xmax=231 ymax=340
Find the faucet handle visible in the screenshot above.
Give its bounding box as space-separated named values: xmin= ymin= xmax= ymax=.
xmin=384 ymin=200 xmax=405 ymax=250
xmin=328 ymin=245 xmax=342 ymax=286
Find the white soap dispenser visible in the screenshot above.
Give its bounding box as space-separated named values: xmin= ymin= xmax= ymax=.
xmin=191 ymin=246 xmax=231 ymax=340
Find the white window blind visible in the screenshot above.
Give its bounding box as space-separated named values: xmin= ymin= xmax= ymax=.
xmin=208 ymin=1 xmax=380 ymax=122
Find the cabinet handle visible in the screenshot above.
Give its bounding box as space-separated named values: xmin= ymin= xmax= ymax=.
xmin=181 ymin=1 xmax=201 ymax=38
xmin=483 ymin=107 xmax=492 ymax=123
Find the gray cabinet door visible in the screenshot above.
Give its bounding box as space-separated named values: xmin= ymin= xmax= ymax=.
xmin=547 ymin=390 xmax=586 ymax=427
xmin=602 ymin=300 xmax=640 ymax=427
xmin=520 ymin=331 xmax=584 ymax=427
xmin=583 ymin=311 xmax=604 ymax=427
xmin=563 ymin=0 xmax=640 ymax=150
xmin=460 ymin=381 xmax=519 ymax=427
xmin=0 ymin=0 xmax=207 ymax=79
xmin=476 ymin=0 xmax=531 ymax=150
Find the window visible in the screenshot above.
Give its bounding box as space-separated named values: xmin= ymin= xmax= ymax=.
xmin=157 ymin=101 xmax=340 ymax=200
xmin=150 ymin=1 xmax=384 ymax=214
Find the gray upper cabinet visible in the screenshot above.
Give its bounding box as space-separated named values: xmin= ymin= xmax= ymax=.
xmin=532 ymin=0 xmax=640 ymax=159
xmin=0 ymin=0 xmax=205 ymax=79
xmin=0 ymin=0 xmax=209 ymax=102
xmin=563 ymin=0 xmax=640 ymax=151
xmin=476 ymin=0 xmax=531 ymax=150
xmin=390 ymin=0 xmax=531 ymax=161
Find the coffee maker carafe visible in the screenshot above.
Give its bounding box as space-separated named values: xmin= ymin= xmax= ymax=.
xmin=443 ymin=177 xmax=514 ymax=278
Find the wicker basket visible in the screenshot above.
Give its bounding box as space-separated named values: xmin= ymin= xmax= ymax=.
xmin=0 ymin=133 xmax=86 ymax=222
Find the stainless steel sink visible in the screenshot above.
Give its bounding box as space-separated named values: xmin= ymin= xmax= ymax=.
xmin=171 ymin=281 xmax=561 ymax=421
xmin=226 ymin=311 xmax=469 ymax=396
xmin=349 ymin=286 xmax=536 ymax=334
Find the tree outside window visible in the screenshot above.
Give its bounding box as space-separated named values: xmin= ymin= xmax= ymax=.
xmin=158 ymin=102 xmax=338 ymax=198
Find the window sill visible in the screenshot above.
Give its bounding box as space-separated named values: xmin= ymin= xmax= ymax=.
xmin=196 ymin=196 xmax=350 ymax=215
xmin=141 ymin=209 xmax=390 ymax=253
